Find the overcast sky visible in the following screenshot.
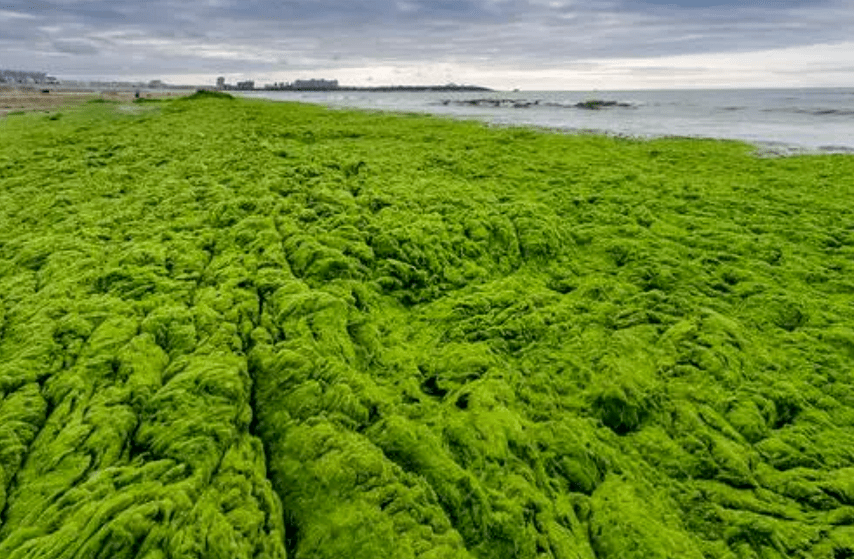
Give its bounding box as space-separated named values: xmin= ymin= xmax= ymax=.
xmin=1 ymin=0 xmax=852 ymax=89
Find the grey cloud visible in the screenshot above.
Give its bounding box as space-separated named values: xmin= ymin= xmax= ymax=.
xmin=624 ymin=65 xmax=711 ymax=75
xmin=51 ymin=38 xmax=101 ymax=55
xmin=1 ymin=0 xmax=852 ymax=83
xmin=774 ymin=65 xmax=854 ymax=75
xmin=629 ymin=0 xmax=820 ymax=7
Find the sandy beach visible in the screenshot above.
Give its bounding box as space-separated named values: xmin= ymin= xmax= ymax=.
xmin=0 ymin=87 xmax=188 ymax=117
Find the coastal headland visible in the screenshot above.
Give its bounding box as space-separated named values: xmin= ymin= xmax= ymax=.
xmin=1 ymin=92 xmax=853 ymax=559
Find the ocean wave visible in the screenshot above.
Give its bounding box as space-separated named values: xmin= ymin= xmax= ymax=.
xmin=763 ymin=107 xmax=854 ymax=117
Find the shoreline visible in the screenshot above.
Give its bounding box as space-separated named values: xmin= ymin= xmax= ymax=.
xmin=6 ymin=87 xmax=851 ymax=158
xmin=473 ymin=119 xmax=854 ymax=158
xmin=238 ymin=88 xmax=854 ymax=156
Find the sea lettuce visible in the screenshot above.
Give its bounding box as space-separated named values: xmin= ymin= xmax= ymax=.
xmin=1 ymin=95 xmax=853 ymax=558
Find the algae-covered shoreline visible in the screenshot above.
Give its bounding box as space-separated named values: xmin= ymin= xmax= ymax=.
xmin=1 ymin=93 xmax=853 ymax=558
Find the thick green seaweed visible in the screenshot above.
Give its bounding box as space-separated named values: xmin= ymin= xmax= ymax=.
xmin=1 ymin=95 xmax=853 ymax=558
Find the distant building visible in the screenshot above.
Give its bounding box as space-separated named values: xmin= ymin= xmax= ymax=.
xmin=0 ymin=69 xmax=49 ymax=84
xmin=216 ymin=77 xmax=226 ymax=89
xmin=148 ymin=79 xmax=164 ymax=88
xmin=235 ymin=80 xmax=254 ymax=90
xmin=291 ymin=79 xmax=338 ymax=90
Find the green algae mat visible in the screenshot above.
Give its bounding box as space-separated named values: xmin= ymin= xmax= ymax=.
xmin=1 ymin=91 xmax=854 ymax=559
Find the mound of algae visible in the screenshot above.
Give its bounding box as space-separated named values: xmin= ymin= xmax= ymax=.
xmin=1 ymin=93 xmax=853 ymax=559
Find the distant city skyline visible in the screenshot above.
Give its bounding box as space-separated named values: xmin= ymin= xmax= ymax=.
xmin=1 ymin=1 xmax=852 ymax=90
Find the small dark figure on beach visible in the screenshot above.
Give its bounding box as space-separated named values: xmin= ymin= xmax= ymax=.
xmin=134 ymin=90 xmax=140 ymax=99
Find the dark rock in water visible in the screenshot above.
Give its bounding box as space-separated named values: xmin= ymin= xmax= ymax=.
xmin=764 ymin=107 xmax=854 ymax=117
xmin=438 ymin=98 xmax=632 ymax=111
xmin=811 ymin=109 xmax=854 ymax=116
xmin=440 ymin=98 xmax=542 ymax=109
xmin=574 ymin=99 xmax=632 ymax=110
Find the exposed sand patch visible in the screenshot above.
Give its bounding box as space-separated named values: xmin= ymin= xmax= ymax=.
xmin=0 ymin=88 xmax=188 ymax=117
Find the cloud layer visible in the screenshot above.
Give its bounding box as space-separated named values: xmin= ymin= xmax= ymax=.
xmin=1 ymin=0 xmax=852 ymax=88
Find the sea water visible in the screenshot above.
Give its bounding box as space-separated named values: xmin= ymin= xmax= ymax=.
xmin=239 ymin=88 xmax=854 ymax=154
